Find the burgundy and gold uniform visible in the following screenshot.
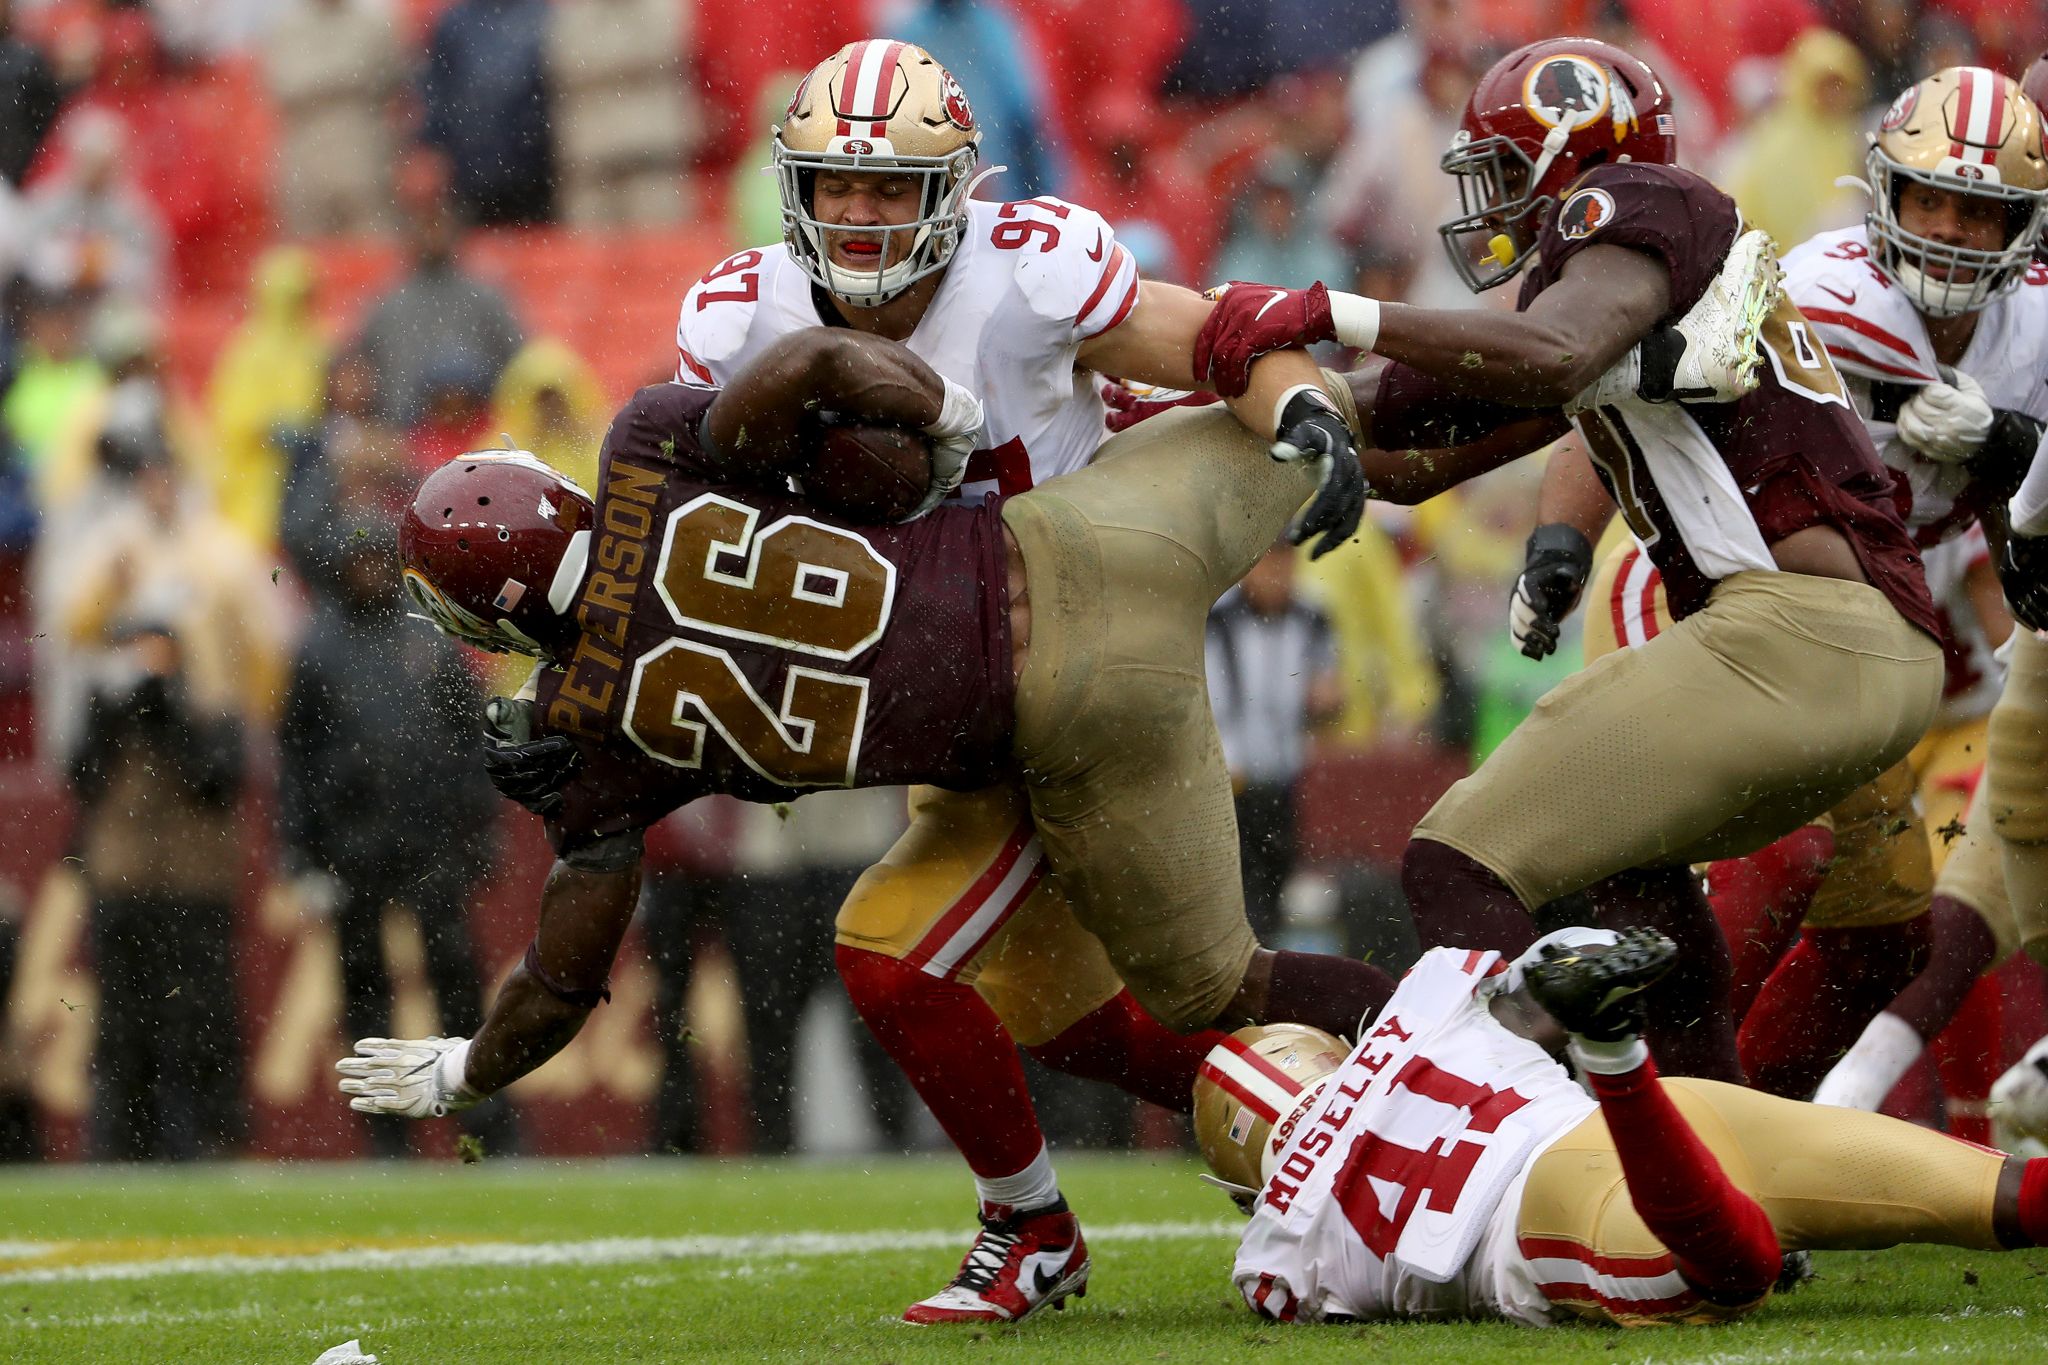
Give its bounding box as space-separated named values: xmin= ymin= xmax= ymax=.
xmin=535 ymin=382 xmax=1013 ymax=857
xmin=1389 ymin=161 xmax=1944 ymax=911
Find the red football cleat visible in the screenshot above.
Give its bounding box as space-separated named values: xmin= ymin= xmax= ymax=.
xmin=902 ymin=1198 xmax=1090 ymax=1324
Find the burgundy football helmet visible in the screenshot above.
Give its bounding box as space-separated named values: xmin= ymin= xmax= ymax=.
xmin=399 ymin=450 xmax=594 ymax=657
xmin=1438 ymin=37 xmax=1677 ymax=291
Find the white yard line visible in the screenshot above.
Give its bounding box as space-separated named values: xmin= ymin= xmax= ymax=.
xmin=0 ymin=1219 xmax=1237 ymax=1287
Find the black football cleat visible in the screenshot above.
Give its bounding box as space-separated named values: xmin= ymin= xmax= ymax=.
xmin=1523 ymin=928 xmax=1679 ymax=1041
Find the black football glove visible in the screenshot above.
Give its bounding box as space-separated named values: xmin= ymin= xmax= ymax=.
xmin=2002 ymin=531 xmax=2048 ymax=635
xmin=1507 ymin=523 xmax=1594 ymax=660
xmin=1975 ymin=409 xmax=2048 ymax=500
xmin=481 ymin=697 xmax=581 ymax=817
xmin=1270 ymin=386 xmax=1369 ymax=560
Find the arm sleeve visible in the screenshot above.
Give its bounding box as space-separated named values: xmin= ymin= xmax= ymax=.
xmin=675 ymin=250 xmax=768 ymax=388
xmin=1004 ymin=199 xmax=1141 ymax=344
xmin=1543 ymin=164 xmax=1738 ymax=317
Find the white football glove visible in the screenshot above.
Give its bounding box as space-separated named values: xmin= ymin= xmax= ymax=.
xmin=1897 ymin=368 xmax=1994 ymax=463
xmin=905 ymin=375 xmax=985 ymax=520
xmin=336 ymin=1036 xmax=481 ymax=1118
xmin=1992 ymin=1034 xmax=2048 ymax=1140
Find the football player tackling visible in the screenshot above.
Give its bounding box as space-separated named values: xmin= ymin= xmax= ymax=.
xmin=1190 ymin=37 xmax=1946 ymax=1084
xmin=1199 ymin=929 xmax=2048 ymax=1327
xmin=470 ymin=37 xmax=1774 ymax=1321
xmin=342 ymin=327 xmax=1401 ymax=1314
xmin=1533 ymin=66 xmax=2048 ymax=1107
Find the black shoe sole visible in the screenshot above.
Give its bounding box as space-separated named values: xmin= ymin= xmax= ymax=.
xmin=1524 ymin=928 xmax=1680 ymax=1036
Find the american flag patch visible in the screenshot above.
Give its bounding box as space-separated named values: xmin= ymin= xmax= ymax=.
xmin=493 ymin=580 xmax=527 ymax=611
xmin=1656 ymin=113 xmax=1676 ymax=135
xmin=1227 ymin=1105 xmax=1254 ymax=1145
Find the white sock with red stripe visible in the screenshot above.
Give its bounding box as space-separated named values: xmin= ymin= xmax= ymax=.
xmin=975 ymin=1143 xmax=1059 ymax=1215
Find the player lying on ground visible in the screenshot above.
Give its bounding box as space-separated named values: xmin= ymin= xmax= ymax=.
xmin=339 ymin=327 xmax=1402 ymax=1309
xmin=1186 ymin=36 xmax=1947 ymax=1084
xmin=1524 ymin=65 xmax=2048 ymax=1109
xmin=1198 ymin=928 xmax=2048 ymax=1327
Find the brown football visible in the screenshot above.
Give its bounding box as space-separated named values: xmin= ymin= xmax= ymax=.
xmin=806 ymin=422 xmax=934 ymax=523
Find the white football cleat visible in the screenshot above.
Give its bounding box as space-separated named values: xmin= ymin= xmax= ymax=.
xmin=902 ymin=1198 xmax=1090 ymax=1325
xmin=1991 ymin=1034 xmax=2048 ymax=1142
xmin=1667 ymin=227 xmax=1782 ymax=402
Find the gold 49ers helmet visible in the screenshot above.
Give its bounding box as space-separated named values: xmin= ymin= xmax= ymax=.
xmin=1865 ymin=66 xmax=2048 ymax=317
xmin=774 ymin=39 xmax=982 ymax=308
xmin=1193 ymin=1025 xmax=1349 ymax=1195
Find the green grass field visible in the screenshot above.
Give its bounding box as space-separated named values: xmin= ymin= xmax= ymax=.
xmin=0 ymin=1153 xmax=2041 ymax=1363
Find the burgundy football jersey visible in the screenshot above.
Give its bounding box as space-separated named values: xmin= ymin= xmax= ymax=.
xmin=1517 ymin=163 xmax=1939 ymax=639
xmin=537 ymin=383 xmax=1012 ymax=856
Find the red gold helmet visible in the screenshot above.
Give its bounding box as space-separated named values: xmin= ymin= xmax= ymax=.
xmin=1192 ymin=1024 xmax=1349 ymax=1195
xmin=399 ymin=450 xmax=594 ymax=657
xmin=774 ymin=39 xmax=983 ymax=308
xmin=1438 ymin=37 xmax=1676 ymax=292
xmin=1865 ymin=66 xmax=2048 ymax=316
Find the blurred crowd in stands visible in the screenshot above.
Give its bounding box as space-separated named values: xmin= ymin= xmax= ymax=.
xmin=0 ymin=0 xmax=2042 ymax=1164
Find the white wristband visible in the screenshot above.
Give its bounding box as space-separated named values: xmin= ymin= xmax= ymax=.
xmin=929 ymin=376 xmax=984 ymax=441
xmin=1327 ymin=291 xmax=1382 ymax=353
xmin=437 ymin=1038 xmax=482 ymax=1105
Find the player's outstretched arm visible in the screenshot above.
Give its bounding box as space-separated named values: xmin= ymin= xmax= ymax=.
xmin=1078 ymin=279 xmax=1331 ymax=442
xmin=338 ymin=855 xmax=640 ymax=1114
xmin=1369 ymin=244 xmax=1671 ymax=404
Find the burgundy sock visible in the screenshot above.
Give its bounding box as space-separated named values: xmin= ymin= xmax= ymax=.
xmin=1891 ymin=896 xmax=2000 ymax=1041
xmin=1931 ymin=968 xmax=2006 ymax=1145
xmin=1705 ymin=826 xmax=1835 ymax=1017
xmin=1740 ymin=917 xmax=1933 ymax=1098
xmin=1260 ymin=950 xmax=1397 ymax=1040
xmin=1401 ymin=837 xmax=1538 ymax=953
xmin=1584 ymin=868 xmax=1744 ymax=1083
xmin=1584 ymin=1053 xmax=1782 ymax=1301
xmin=1027 ymin=990 xmax=1219 ymax=1113
xmin=836 ymin=945 xmax=1045 ymax=1178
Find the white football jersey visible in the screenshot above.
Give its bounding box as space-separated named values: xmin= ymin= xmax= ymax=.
xmin=673 ymin=197 xmax=1141 ymax=503
xmin=1782 ymin=225 xmax=2048 ymax=547
xmin=1233 ymin=948 xmax=1596 ymax=1326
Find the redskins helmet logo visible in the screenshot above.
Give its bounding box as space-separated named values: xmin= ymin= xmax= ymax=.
xmin=939 ymin=69 xmax=974 ymax=130
xmin=1523 ymin=55 xmax=1612 ymax=133
xmin=1559 ymin=187 xmax=1617 ymax=240
xmin=1880 ymin=84 xmax=1918 ymax=133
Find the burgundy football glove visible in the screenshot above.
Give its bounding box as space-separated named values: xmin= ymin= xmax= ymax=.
xmin=1193 ymin=282 xmax=1336 ymax=398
